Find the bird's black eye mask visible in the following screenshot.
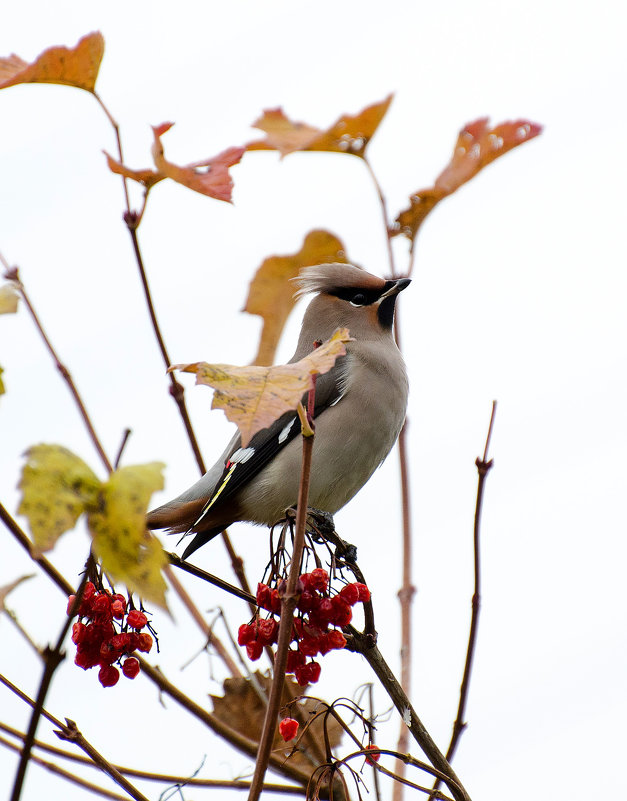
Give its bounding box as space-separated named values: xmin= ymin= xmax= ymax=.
xmin=330 ymin=280 xmax=397 ymax=307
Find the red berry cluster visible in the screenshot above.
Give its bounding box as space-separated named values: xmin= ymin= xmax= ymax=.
xmin=238 ymin=568 xmax=370 ymax=686
xmin=67 ymin=582 xmax=153 ymax=688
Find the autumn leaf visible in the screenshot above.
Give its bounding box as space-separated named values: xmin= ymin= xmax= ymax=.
xmin=170 ymin=328 xmax=352 ymax=446
xmin=0 ymin=283 xmax=19 ymax=314
xmin=247 ymin=94 xmax=393 ymax=158
xmin=88 ymin=463 xmax=168 ymax=609
xmin=103 ymin=152 xmax=165 ymax=191
xmin=244 ymin=230 xmax=350 ymax=366
xmin=104 ymin=123 xmax=244 ymax=202
xmin=18 ymin=445 xmax=101 ymax=553
xmin=0 ymin=366 xmax=5 ymax=397
xmin=393 ymin=117 xmax=542 ymax=242
xmin=211 ymin=672 xmax=343 ymax=770
xmin=0 ymin=32 xmax=104 ymax=93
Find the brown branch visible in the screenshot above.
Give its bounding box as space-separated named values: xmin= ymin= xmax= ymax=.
xmin=0 ymin=722 xmax=305 ymax=794
xmin=247 ymin=397 xmax=316 ymax=801
xmin=163 ymin=564 xmax=242 ymax=678
xmin=0 ymin=734 xmax=130 ymax=801
xmin=136 ymin=658 xmax=312 ymax=788
xmin=1 ymin=261 xmax=113 ymax=474
xmin=166 ymin=551 xmax=256 ymax=605
xmin=348 ymin=635 xmax=471 ymax=801
xmin=428 ymin=401 xmax=496 ymax=801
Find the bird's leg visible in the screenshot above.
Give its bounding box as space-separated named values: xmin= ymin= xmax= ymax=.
xmin=305 ymin=508 xmax=359 ymax=565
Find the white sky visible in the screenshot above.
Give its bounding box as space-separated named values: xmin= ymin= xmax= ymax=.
xmin=1 ymin=2 xmax=626 ymax=800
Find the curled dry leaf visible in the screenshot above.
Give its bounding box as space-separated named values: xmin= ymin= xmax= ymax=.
xmin=104 ymin=123 xmax=244 ymax=202
xmin=0 ymin=283 xmax=19 ymax=314
xmin=0 ymin=32 xmax=104 ymax=93
xmin=243 ymin=230 xmax=350 ymax=366
xmin=170 ymin=328 xmax=352 ymax=447
xmin=247 ymin=94 xmax=393 ymax=158
xmin=393 ymin=117 xmax=542 ymax=242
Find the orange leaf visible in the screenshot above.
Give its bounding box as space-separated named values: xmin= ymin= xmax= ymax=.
xmin=103 ymin=152 xmax=165 ymax=190
xmin=244 ymin=230 xmax=350 ymax=366
xmin=393 ymin=117 xmax=542 ymax=242
xmin=247 ymin=94 xmax=393 ymax=158
xmin=0 ymin=32 xmax=104 ymax=93
xmin=151 ymin=123 xmax=244 ymax=201
xmin=170 ymin=328 xmax=352 ymax=446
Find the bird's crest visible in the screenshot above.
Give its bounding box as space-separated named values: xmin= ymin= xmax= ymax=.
xmin=292 ymin=263 xmax=386 ymax=299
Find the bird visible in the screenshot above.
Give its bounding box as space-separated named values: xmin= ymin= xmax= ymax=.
xmin=146 ymin=263 xmax=410 ymax=559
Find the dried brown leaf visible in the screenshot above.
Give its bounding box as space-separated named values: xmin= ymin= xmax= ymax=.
xmin=244 ymin=230 xmax=350 ymax=366
xmin=0 ymin=32 xmax=104 ymax=93
xmin=103 ymin=151 xmax=165 ymax=190
xmin=170 ymin=328 xmax=351 ymax=446
xmin=393 ymin=117 xmax=543 ymax=242
xmin=247 ymin=94 xmax=393 ymax=158
xmin=211 ymin=672 xmax=342 ymax=770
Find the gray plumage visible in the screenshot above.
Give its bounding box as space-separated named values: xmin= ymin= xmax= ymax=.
xmin=146 ymin=263 xmax=410 ymax=558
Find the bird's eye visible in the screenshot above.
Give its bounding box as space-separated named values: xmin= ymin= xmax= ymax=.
xmin=350 ymin=292 xmax=367 ymax=306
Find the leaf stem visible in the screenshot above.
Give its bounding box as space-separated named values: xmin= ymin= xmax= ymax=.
xmin=362 ymin=155 xmax=396 ymax=277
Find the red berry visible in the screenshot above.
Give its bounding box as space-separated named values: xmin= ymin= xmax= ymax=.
xmin=246 ymin=640 xmax=263 ymax=661
xmin=126 ymin=610 xmax=148 ymax=629
xmin=312 ymin=598 xmax=334 ymax=626
xmin=355 ymin=582 xmax=371 ymax=602
xmin=286 ymin=649 xmax=306 ymax=673
xmin=136 ymin=632 xmax=153 ymax=653
xmin=327 ymin=629 xmax=347 ymax=650
xmin=98 ymin=664 xmax=120 ymax=688
xmin=122 ymin=657 xmax=140 ymax=679
xmin=71 ymin=622 xmax=86 ymax=645
xmin=99 ymin=640 xmax=119 ymax=664
xmin=269 ymin=589 xmax=281 ymax=614
xmin=307 ymin=661 xmax=321 ymax=683
xmin=339 ymin=583 xmax=360 ymax=606
xmin=257 ymin=618 xmax=279 ymax=645
xmin=294 ymin=660 xmax=321 ymax=686
xmin=330 ymin=597 xmax=352 ymax=627
xmin=364 ymin=744 xmax=381 ymax=765
xmin=111 ymin=633 xmax=132 ymax=653
xmin=92 ymin=593 xmax=112 ymax=617
xmin=127 ymin=632 xmax=140 ymax=651
xmin=309 ymin=568 xmax=329 ymax=592
xmin=298 ymin=590 xmax=315 ymax=612
xmin=111 ymin=599 xmax=126 ymax=619
xmin=278 ymin=717 xmax=299 ymax=741
xmin=256 ymin=583 xmax=271 ymax=610
xmin=237 ymin=623 xmax=255 ymax=646
xmin=298 ymin=636 xmax=320 ymax=657
xmin=74 ymin=647 xmax=100 ymax=670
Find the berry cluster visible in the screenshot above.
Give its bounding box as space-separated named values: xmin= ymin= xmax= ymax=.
xmin=67 ymin=582 xmax=153 ymax=688
xmin=238 ymin=568 xmax=370 ymax=686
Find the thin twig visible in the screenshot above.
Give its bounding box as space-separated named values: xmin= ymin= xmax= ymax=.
xmin=0 ymin=725 xmax=305 ymax=794
xmin=163 ymin=564 xmax=242 ymax=678
xmin=0 ymin=261 xmax=113 ymax=474
xmin=247 ymin=396 xmax=316 ymax=801
xmin=0 ymin=734 xmax=130 ymax=801
xmin=92 ymin=93 xmax=131 ymax=214
xmin=166 ymin=551 xmax=256 ymax=606
xmin=428 ymin=401 xmax=496 ymax=801
xmin=113 ymin=428 xmax=132 ymax=469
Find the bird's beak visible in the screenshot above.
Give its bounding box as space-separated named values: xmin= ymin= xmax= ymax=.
xmin=380 ymin=277 xmax=411 ymax=300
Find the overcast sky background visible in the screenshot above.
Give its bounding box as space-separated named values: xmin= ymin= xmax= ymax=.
xmin=1 ymin=2 xmax=626 ymax=800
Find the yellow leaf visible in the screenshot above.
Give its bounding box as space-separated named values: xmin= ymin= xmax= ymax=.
xmin=18 ymin=445 xmax=100 ymax=553
xmin=0 ymin=283 xmax=19 ymax=314
xmin=247 ymin=94 xmax=393 ymax=158
xmin=0 ymin=366 xmax=4 ymax=397
xmin=243 ymin=230 xmax=350 ymax=366
xmin=88 ymin=463 xmax=168 ymax=609
xmin=171 ymin=328 xmax=352 ymax=447
xmin=103 ymin=151 xmax=165 ymax=190
xmin=0 ymin=32 xmax=104 ymax=93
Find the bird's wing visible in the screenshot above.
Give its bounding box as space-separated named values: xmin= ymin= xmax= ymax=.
xmin=191 ymin=353 xmax=350 ymax=530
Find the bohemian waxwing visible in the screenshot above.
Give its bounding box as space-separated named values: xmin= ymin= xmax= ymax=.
xmin=146 ymin=263 xmax=410 ymax=558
